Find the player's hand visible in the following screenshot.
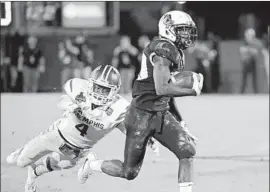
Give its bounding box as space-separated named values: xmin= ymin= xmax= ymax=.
xmin=192 ymin=73 xmax=204 ymax=96
xmin=148 ymin=138 xmax=160 ymax=157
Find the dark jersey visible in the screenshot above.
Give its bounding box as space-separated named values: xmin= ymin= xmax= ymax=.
xmin=22 ymin=47 xmax=42 ymax=69
xmin=132 ymin=38 xmax=185 ymax=111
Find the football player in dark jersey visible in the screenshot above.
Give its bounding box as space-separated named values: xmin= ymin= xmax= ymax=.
xmin=78 ymin=11 xmax=203 ymax=192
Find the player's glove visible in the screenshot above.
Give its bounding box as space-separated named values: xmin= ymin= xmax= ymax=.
xmin=192 ymin=73 xmax=204 ymax=96
xmin=147 ymin=138 xmax=160 ymax=157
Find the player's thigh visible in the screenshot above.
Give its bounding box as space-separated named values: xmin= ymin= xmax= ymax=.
xmin=124 ymin=105 xmax=157 ymax=167
xmin=153 ymin=111 xmax=196 ymax=159
xmin=17 ymin=135 xmax=52 ymax=167
xmin=17 ymin=118 xmax=66 ymax=167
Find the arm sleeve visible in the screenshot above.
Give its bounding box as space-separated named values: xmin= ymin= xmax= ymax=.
xmin=111 ymin=99 xmax=129 ymax=128
xmin=154 ymin=41 xmax=180 ymax=64
xmin=111 ymin=108 xmax=127 ymax=128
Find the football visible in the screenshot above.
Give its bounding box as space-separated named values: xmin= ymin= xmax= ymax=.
xmin=169 ymin=71 xmax=200 ymax=89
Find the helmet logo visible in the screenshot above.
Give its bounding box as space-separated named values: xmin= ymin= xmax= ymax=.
xmin=163 ymin=14 xmax=174 ymax=29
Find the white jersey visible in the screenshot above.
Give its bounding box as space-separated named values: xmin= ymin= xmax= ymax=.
xmin=57 ymin=78 xmax=129 ymax=149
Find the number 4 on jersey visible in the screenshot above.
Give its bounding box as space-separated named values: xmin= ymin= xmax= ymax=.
xmin=75 ymin=123 xmax=89 ymax=137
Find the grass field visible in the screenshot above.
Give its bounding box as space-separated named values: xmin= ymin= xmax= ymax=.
xmin=1 ymin=94 xmax=269 ymax=192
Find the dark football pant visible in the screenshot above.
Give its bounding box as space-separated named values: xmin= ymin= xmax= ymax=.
xmin=120 ymin=102 xmax=196 ymax=180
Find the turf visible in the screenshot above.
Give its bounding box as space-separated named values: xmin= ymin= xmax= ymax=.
xmin=1 ymin=94 xmax=269 ymax=192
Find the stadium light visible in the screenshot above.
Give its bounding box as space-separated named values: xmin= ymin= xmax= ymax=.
xmin=177 ymin=1 xmax=186 ymax=5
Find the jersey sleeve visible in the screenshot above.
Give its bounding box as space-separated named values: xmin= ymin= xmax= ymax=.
xmin=153 ymin=41 xmax=181 ymax=65
xmin=110 ymin=97 xmax=130 ymax=128
xmin=57 ymin=95 xmax=78 ymax=116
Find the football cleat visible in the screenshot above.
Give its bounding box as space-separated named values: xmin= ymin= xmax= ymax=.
xmin=77 ymin=152 xmax=98 ymax=184
xmin=25 ymin=166 xmax=37 ymax=192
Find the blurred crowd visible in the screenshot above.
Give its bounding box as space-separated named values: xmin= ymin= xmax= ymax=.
xmin=1 ymin=2 xmax=269 ymax=94
xmin=2 ymin=30 xmax=268 ymax=94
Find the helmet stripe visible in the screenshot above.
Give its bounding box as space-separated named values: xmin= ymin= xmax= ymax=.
xmin=105 ymin=66 xmax=113 ymax=81
xmin=69 ymin=79 xmax=73 ymax=93
xmin=100 ymin=65 xmax=109 ymax=80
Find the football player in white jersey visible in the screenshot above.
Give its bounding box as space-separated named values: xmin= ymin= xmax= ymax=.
xmin=6 ymin=65 xmax=160 ymax=192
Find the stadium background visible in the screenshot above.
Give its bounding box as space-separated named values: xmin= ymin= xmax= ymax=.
xmin=1 ymin=1 xmax=269 ymax=192
xmin=1 ymin=1 xmax=269 ymax=93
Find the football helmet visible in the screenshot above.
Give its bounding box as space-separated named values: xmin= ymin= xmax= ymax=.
xmin=158 ymin=10 xmax=197 ymax=50
xmin=88 ymin=65 xmax=121 ymax=106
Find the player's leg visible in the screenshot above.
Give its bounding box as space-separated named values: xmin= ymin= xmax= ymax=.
xmin=16 ymin=132 xmax=55 ymax=192
xmin=78 ymin=106 xmax=156 ymax=182
xmin=251 ymin=62 xmax=258 ymax=93
xmin=16 ymin=118 xmax=68 ymax=167
xmin=23 ymin=152 xmax=78 ymax=192
xmin=31 ymin=152 xmax=77 ymax=178
xmin=240 ymin=62 xmax=249 ymax=93
xmin=23 ymin=67 xmax=31 ymax=92
xmin=16 ymin=134 xmax=52 ymax=168
xmin=21 ymin=119 xmax=79 ymax=192
xmin=153 ymin=111 xmax=196 ymax=192
xmin=31 ymin=70 xmax=40 ymax=93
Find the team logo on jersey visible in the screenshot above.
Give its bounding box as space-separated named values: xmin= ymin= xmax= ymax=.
xmin=75 ymin=92 xmax=86 ymax=103
xmin=74 ymin=107 xmax=104 ymax=129
xmin=106 ymin=107 xmax=113 ymax=116
xmin=156 ymin=42 xmax=170 ymax=55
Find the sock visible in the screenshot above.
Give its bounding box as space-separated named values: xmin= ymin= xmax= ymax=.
xmin=89 ymin=160 xmax=104 ymax=172
xmin=34 ymin=164 xmax=50 ymax=177
xmin=34 ymin=157 xmax=54 ymax=177
xmin=179 ymin=182 xmax=193 ymax=192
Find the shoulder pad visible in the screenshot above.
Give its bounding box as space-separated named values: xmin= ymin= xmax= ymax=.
xmin=63 ymin=78 xmax=89 ymax=103
xmin=153 ymin=40 xmax=181 ymax=64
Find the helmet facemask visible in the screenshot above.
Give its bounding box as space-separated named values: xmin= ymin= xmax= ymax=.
xmin=88 ymin=78 xmax=119 ymax=106
xmin=170 ymin=25 xmax=197 ymax=50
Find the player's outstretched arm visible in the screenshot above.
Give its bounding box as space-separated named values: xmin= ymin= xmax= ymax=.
xmin=153 ymin=56 xmax=197 ymax=97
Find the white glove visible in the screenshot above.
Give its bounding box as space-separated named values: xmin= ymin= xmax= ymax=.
xmin=192 ymin=73 xmax=204 ymax=96
xmin=148 ymin=138 xmax=160 ymax=157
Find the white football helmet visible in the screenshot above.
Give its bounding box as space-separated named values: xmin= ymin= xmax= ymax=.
xmin=158 ymin=10 xmax=197 ymax=50
xmin=88 ymin=65 xmax=121 ymax=106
